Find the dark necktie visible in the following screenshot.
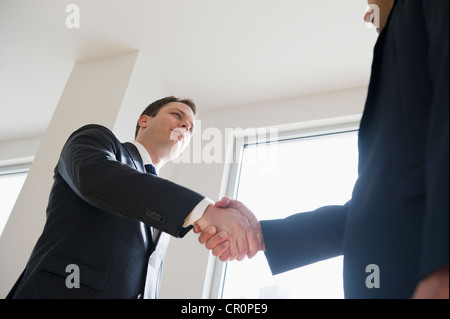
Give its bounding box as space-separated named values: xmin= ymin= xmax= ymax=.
xmin=144 ymin=164 xmax=157 ymax=175
xmin=144 ymin=163 xmax=159 ymax=243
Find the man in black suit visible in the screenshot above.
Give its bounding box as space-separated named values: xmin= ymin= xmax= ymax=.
xmin=7 ymin=96 xmax=258 ymax=299
xmin=198 ymin=0 xmax=449 ymax=298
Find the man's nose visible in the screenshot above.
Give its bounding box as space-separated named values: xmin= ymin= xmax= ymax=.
xmin=180 ymin=121 xmax=191 ymax=131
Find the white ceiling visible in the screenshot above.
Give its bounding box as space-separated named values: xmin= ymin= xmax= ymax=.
xmin=0 ymin=0 xmax=377 ymax=142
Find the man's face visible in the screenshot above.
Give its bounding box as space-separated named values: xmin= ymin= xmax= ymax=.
xmin=366 ymin=0 xmax=394 ymax=34
xmin=137 ymin=102 xmax=195 ymax=161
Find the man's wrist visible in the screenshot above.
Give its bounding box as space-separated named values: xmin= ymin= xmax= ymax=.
xmin=183 ymin=198 xmax=214 ymax=227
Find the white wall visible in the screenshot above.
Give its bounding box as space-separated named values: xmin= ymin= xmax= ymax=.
xmin=0 ymin=137 xmax=42 ymax=168
xmin=0 ymin=83 xmax=367 ymax=298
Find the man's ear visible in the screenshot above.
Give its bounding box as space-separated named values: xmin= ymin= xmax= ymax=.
xmin=137 ymin=115 xmax=149 ymax=129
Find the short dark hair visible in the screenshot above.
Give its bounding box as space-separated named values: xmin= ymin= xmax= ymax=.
xmin=135 ymin=96 xmax=197 ymax=138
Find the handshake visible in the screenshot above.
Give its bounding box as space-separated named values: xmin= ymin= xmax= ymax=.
xmin=193 ymin=197 xmax=266 ymax=262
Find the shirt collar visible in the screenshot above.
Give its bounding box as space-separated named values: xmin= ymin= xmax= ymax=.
xmin=131 ymin=141 xmax=159 ymax=174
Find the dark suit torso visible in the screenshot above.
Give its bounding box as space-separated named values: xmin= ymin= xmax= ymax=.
xmin=261 ymin=0 xmax=449 ymax=298
xmin=8 ymin=124 xmax=204 ymax=298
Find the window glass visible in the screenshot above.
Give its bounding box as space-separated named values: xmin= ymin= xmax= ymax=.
xmin=0 ymin=171 xmax=28 ymax=236
xmin=221 ymin=131 xmax=358 ymax=299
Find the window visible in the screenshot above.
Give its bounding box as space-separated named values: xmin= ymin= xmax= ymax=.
xmin=210 ymin=125 xmax=359 ymax=299
xmin=0 ymin=165 xmax=30 ymax=236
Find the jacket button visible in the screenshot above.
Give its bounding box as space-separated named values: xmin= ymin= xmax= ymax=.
xmin=146 ymin=211 xmax=166 ymax=223
xmin=146 ymin=211 xmax=160 ymax=220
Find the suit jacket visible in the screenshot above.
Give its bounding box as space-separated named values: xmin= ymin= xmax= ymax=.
xmin=8 ymin=124 xmax=205 ymax=298
xmin=261 ymin=0 xmax=449 ymax=298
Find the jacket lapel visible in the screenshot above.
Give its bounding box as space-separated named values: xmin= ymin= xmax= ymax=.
xmin=123 ymin=142 xmax=146 ymax=173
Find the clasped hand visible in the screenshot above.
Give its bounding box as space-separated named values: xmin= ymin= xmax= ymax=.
xmin=194 ymin=197 xmax=265 ymax=262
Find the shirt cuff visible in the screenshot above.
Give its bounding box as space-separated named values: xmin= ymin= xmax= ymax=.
xmin=183 ymin=198 xmax=214 ymax=227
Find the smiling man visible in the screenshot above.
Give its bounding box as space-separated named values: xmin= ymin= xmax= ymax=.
xmin=134 ymin=98 xmax=196 ymax=166
xmin=7 ymin=96 xmax=258 ymax=299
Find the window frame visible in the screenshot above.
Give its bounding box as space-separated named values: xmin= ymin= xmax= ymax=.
xmin=205 ymin=118 xmax=360 ymax=299
xmin=0 ymin=163 xmax=31 ymax=176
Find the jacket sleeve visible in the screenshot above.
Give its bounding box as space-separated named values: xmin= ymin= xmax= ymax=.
xmin=57 ymin=124 xmax=205 ymax=238
xmin=419 ymin=0 xmax=449 ymax=280
xmin=260 ymin=202 xmax=348 ymax=275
